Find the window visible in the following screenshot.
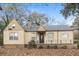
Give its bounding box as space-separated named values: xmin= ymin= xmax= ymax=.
xmin=31 ymin=32 xmax=36 ymax=40
xmin=9 ymin=32 xmax=18 ymax=40
xmin=48 ymin=32 xmax=54 ymax=40
xmin=62 ymin=32 xmax=68 ymax=39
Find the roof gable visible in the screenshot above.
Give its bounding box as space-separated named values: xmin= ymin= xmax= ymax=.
xmin=4 ymin=19 xmax=24 ymax=31
xmin=37 ymin=25 xmax=45 ymax=31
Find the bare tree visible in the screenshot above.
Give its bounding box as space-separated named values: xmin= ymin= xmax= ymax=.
xmin=0 ymin=3 xmax=30 ymax=27
xmin=27 ymin=12 xmax=49 ymax=27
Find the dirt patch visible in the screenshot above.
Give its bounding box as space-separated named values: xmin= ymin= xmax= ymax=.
xmin=0 ymin=48 xmax=79 ymax=56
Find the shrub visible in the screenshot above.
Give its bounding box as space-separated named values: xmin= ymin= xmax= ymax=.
xmin=60 ymin=45 xmax=67 ymax=49
xmin=74 ymin=41 xmax=78 ymax=44
xmin=46 ymin=45 xmax=50 ymax=49
xmin=53 ymin=45 xmax=58 ymax=49
xmin=38 ymin=45 xmax=44 ymax=49
xmin=27 ymin=40 xmax=37 ymax=49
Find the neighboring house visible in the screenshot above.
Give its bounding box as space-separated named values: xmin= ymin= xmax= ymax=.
xmin=3 ymin=19 xmax=74 ymax=48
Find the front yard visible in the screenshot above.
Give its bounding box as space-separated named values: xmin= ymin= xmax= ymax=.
xmin=0 ymin=48 xmax=79 ymax=56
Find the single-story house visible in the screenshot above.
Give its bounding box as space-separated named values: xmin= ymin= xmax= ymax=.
xmin=3 ymin=19 xmax=74 ymax=48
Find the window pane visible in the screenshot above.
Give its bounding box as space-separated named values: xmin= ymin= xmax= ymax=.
xmin=14 ymin=32 xmax=18 ymax=40
xmin=14 ymin=33 xmax=18 ymax=36
xmin=62 ymin=33 xmax=68 ymax=39
xmin=32 ymin=32 xmax=36 ymax=37
xmin=9 ymin=36 xmax=13 ymax=40
xmin=48 ymin=32 xmax=53 ymax=40
xmin=9 ymin=32 xmax=18 ymax=40
xmin=32 ymin=32 xmax=36 ymax=40
xmin=14 ymin=36 xmax=18 ymax=40
xmin=9 ymin=32 xmax=14 ymax=40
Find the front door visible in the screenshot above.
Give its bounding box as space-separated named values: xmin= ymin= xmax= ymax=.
xmin=39 ymin=32 xmax=44 ymax=43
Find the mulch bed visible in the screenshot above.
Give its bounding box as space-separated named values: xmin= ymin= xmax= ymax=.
xmin=0 ymin=48 xmax=79 ymax=56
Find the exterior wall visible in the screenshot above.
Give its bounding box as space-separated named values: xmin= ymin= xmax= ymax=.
xmin=45 ymin=31 xmax=58 ymax=44
xmin=4 ymin=30 xmax=24 ymax=44
xmin=3 ymin=19 xmax=25 ymax=48
xmin=24 ymin=32 xmax=38 ymax=44
xmin=4 ymin=20 xmax=24 ymax=31
xmin=4 ymin=30 xmax=73 ymax=45
xmin=58 ymin=31 xmax=73 ymax=44
xmin=25 ymin=32 xmax=46 ymax=44
xmin=24 ymin=32 xmax=31 ymax=44
xmin=45 ymin=31 xmax=73 ymax=44
xmin=24 ymin=31 xmax=74 ymax=45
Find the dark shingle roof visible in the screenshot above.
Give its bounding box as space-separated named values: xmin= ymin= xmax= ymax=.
xmin=24 ymin=25 xmax=74 ymax=32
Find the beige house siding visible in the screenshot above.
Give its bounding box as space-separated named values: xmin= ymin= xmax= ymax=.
xmin=25 ymin=32 xmax=46 ymax=44
xmin=45 ymin=31 xmax=73 ymax=44
xmin=24 ymin=31 xmax=73 ymax=45
xmin=58 ymin=31 xmax=73 ymax=44
xmin=24 ymin=32 xmax=32 ymax=44
xmin=4 ymin=19 xmax=24 ymax=45
xmin=24 ymin=32 xmax=38 ymax=44
xmin=4 ymin=31 xmax=24 ymax=44
xmin=4 ymin=19 xmax=24 ymax=31
xmin=45 ymin=31 xmax=57 ymax=44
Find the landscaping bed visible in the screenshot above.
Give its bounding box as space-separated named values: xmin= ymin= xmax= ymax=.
xmin=0 ymin=48 xmax=79 ymax=56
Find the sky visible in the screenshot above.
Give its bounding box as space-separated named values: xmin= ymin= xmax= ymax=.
xmin=0 ymin=3 xmax=75 ymax=26
xmin=22 ymin=3 xmax=75 ymax=26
